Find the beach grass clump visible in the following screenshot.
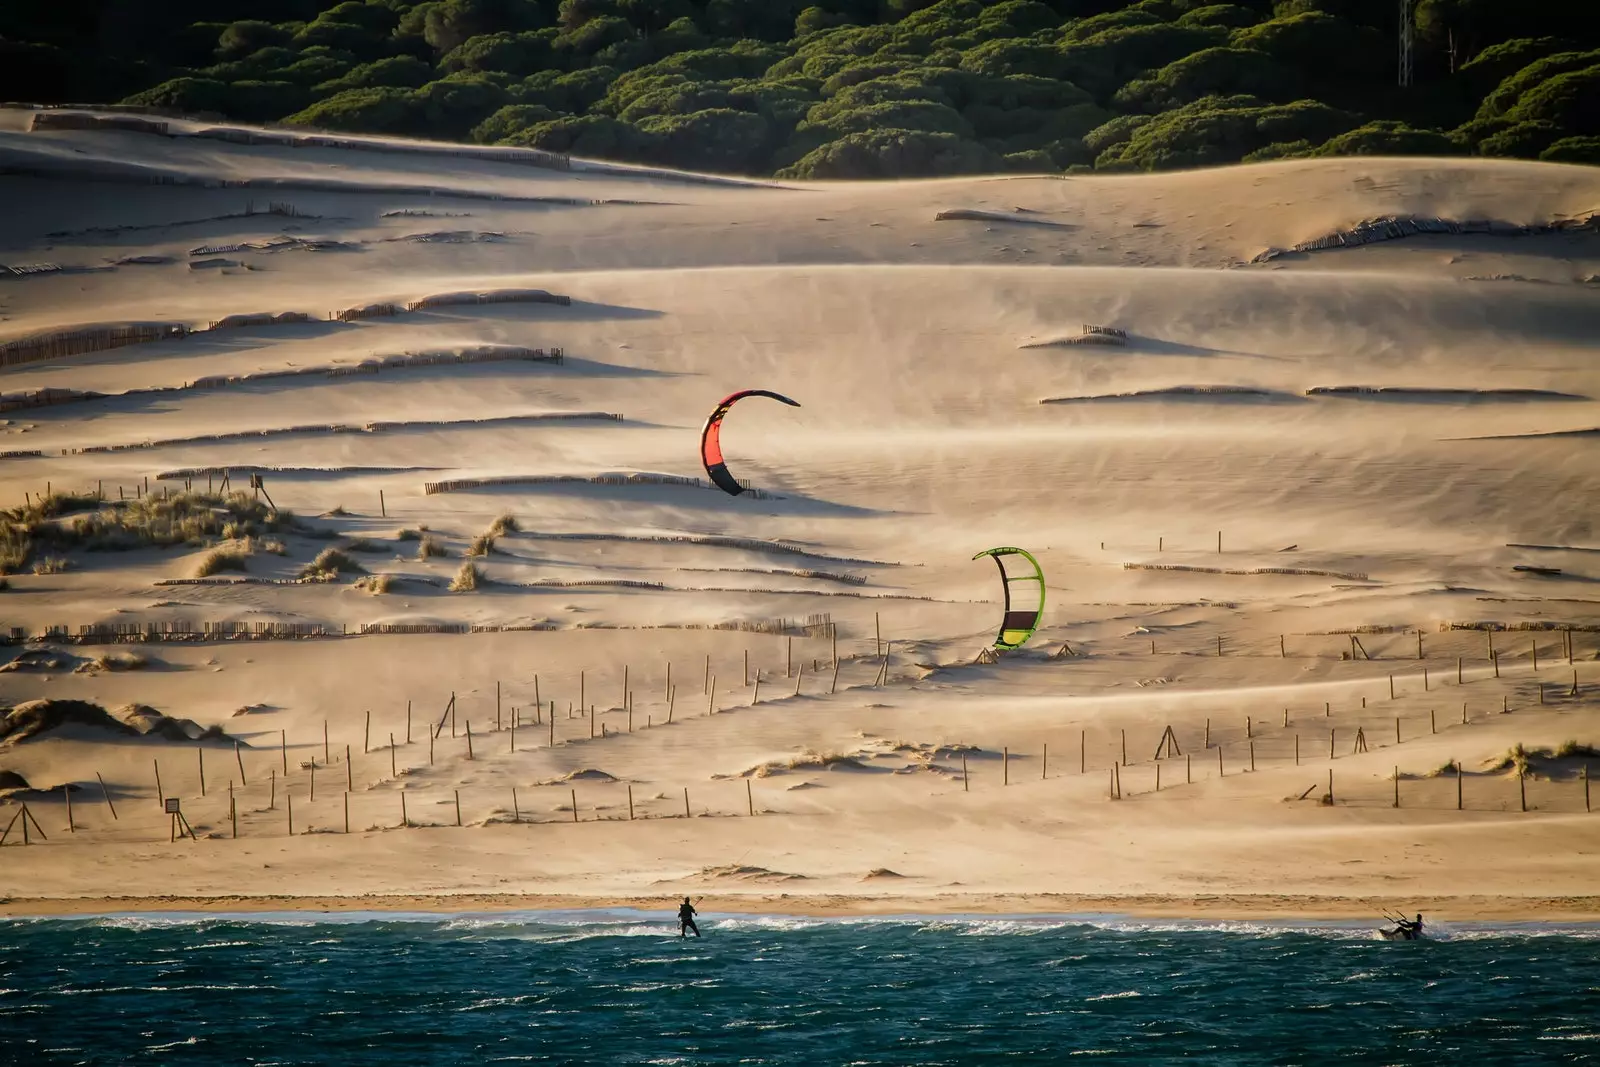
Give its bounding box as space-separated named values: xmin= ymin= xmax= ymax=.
xmin=69 ymin=491 xmax=295 ymax=551
xmin=1488 ymin=743 xmax=1533 ymax=776
xmin=300 ymin=547 xmax=366 ymax=580
xmin=344 ymin=537 xmax=386 ymax=553
xmin=1428 ymin=759 xmax=1460 ymax=777
xmin=195 ymin=545 xmax=250 ymax=576
xmin=488 ymin=513 xmax=519 ymax=536
xmin=416 ymin=535 xmax=447 ymax=560
xmin=323 ymin=505 xmax=350 ymax=517
xmin=1554 ymin=740 xmax=1599 ymax=759
xmin=466 ymin=532 xmax=496 ymax=557
xmin=258 ymin=537 xmax=288 ymax=555
xmin=30 ymin=555 xmax=70 ymax=574
xmin=449 ymin=561 xmax=484 ymax=592
xmin=397 ymin=527 xmax=422 ymax=541
xmin=94 ymin=651 xmax=148 ymax=671
xmin=355 ymin=573 xmax=395 ymax=594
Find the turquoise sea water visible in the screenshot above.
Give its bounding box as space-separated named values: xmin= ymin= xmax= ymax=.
xmin=3 ymin=912 xmax=1599 ymax=1065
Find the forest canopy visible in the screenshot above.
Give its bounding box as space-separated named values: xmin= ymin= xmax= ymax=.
xmin=3 ymin=0 xmax=1597 ymax=177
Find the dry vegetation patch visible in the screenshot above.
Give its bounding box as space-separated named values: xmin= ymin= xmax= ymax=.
xmin=449 ymin=561 xmax=484 ymax=591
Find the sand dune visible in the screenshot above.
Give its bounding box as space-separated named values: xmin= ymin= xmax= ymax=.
xmin=1 ymin=114 xmax=1598 ymax=918
xmin=1306 ymin=386 xmax=1588 ymax=402
xmin=1040 ymin=386 xmax=1299 ymax=404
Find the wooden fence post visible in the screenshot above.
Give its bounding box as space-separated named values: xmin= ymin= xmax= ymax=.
xmin=63 ymin=783 xmax=73 ymax=833
xmin=390 ymin=734 xmax=397 ymax=777
xmin=1080 ymin=730 xmax=1086 ymax=774
xmin=627 ymin=784 xmax=634 ymax=821
xmin=197 ymin=745 xmax=206 ymax=797
xmin=456 ymin=789 xmax=463 ymax=826
xmin=344 ymin=791 xmax=349 ymax=833
xmin=1456 ymin=760 xmax=1463 ymax=810
xmin=346 ymin=745 xmax=353 ymax=790
xmin=154 ymin=758 xmax=164 ymax=808
xmin=683 ymin=787 xmax=690 ymax=819
xmin=235 ymin=741 xmax=247 ymax=786
xmin=746 ymin=779 xmax=754 ymax=816
xmin=96 ymin=772 xmax=117 ymax=820
xmin=963 ymin=753 xmax=969 ymax=792
xmin=1003 ymin=747 xmax=1009 ymax=786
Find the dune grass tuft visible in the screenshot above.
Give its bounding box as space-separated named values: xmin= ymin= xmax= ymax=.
xmin=344 ymin=537 xmax=386 ymax=553
xmin=94 ymin=651 xmax=148 ymax=671
xmin=416 ymin=535 xmax=447 ymax=560
xmin=466 ymin=533 xmax=496 ymax=557
xmin=355 ymin=573 xmax=395 ymax=594
xmin=1555 ymin=740 xmax=1600 ymax=759
xmin=195 ymin=546 xmax=249 ymax=577
xmin=449 ymin=561 xmax=484 ymax=592
xmin=488 ymin=513 xmax=519 ymax=536
xmin=300 ymin=547 xmax=366 ymax=579
xmin=323 ymin=505 xmax=350 ymax=517
xmin=31 ymin=555 xmax=71 ymax=574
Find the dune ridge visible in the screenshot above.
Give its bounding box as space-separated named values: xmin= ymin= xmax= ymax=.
xmin=1 ymin=122 xmax=1597 ymax=918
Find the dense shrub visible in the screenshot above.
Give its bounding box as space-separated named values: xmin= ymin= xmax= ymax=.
xmin=1541 ymin=135 xmax=1600 ymax=163
xmin=1095 ymin=95 xmax=1353 ymax=169
xmin=0 ymin=0 xmax=1585 ymax=178
xmin=778 ymin=127 xmax=1001 ymax=178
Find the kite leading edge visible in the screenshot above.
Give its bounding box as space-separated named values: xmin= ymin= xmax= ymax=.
xmin=973 ymin=547 xmax=1044 ymax=650
xmin=700 ymin=389 xmax=801 ymax=496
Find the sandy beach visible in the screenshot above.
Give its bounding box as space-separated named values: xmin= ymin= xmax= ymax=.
xmin=2 ymin=109 xmax=1598 ymax=922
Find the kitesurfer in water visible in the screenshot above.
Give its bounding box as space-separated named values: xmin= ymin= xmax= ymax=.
xmin=678 ymin=897 xmax=701 ymax=938
xmin=1396 ymin=913 xmax=1424 ymax=940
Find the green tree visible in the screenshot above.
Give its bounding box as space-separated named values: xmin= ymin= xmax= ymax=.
xmin=216 ymin=21 xmax=296 ymax=59
xmin=471 ymin=101 xmax=558 ymax=141
xmin=778 ymin=127 xmax=1000 ymax=177
xmin=316 ymin=55 xmax=437 ymax=93
xmin=441 ymin=30 xmax=556 ymax=75
xmin=282 ymin=85 xmax=418 ymax=131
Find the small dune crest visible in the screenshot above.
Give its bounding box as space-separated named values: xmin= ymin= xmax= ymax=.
xmin=698 ymin=864 xmax=807 ymax=883
xmin=0 ymin=699 xmax=240 ymax=746
xmin=1041 ymin=386 xmax=1296 ymax=405
xmin=1307 ymin=386 xmax=1587 ymax=402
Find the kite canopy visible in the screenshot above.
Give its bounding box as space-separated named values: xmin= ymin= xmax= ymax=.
xmin=700 ymin=389 xmax=801 ymax=496
xmin=973 ymin=547 xmax=1044 ymax=650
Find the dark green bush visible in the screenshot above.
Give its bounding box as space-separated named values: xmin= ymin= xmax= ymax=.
xmin=777 ymin=127 xmax=1000 ymax=178
xmin=0 ymin=0 xmax=1579 ymax=176
xmin=1540 ymin=135 xmax=1600 ymax=163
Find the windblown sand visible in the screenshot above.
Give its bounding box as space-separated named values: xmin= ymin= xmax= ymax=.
xmin=1 ymin=111 xmax=1598 ymax=919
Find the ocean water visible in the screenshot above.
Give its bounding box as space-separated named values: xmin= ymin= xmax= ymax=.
xmin=2 ymin=913 xmax=1598 ymax=1066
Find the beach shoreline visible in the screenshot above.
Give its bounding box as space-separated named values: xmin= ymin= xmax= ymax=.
xmin=5 ymin=892 xmax=1600 ymax=922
